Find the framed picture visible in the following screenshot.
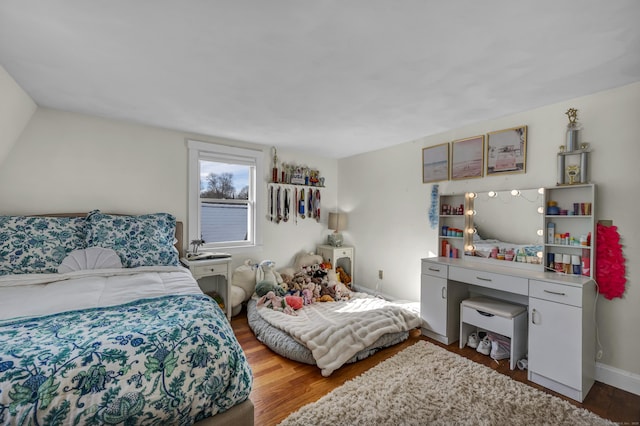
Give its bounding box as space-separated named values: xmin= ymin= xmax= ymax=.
xmin=422 ymin=143 xmax=449 ymax=183
xmin=486 ymin=125 xmax=527 ymax=175
xmin=451 ymin=135 xmax=484 ymax=180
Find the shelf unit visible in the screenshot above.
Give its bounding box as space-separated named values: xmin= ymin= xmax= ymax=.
xmin=438 ymin=193 xmax=470 ymax=259
xmin=543 ymin=184 xmax=595 ymax=278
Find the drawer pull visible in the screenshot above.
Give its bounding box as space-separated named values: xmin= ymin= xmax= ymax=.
xmin=476 ymin=276 xmax=492 ymax=282
xmin=531 ymin=308 xmax=539 ymax=325
xmin=476 ymin=310 xmax=494 ymax=317
xmin=441 ymin=287 xmax=446 ymax=299
xmin=428 ymin=267 xmax=441 ymax=272
xmin=543 ymin=289 xmax=566 ymax=296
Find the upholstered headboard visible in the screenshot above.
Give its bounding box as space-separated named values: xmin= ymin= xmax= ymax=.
xmin=37 ymin=213 xmax=185 ymax=259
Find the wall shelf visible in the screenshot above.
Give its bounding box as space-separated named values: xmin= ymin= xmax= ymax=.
xmin=543 ymin=184 xmax=595 ymax=277
xmin=438 ymin=193 xmax=469 ymax=258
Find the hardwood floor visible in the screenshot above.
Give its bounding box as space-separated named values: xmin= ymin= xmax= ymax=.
xmin=231 ymin=311 xmax=640 ymax=426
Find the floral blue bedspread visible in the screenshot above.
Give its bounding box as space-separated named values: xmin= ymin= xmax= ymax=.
xmin=0 ymin=294 xmax=252 ymax=425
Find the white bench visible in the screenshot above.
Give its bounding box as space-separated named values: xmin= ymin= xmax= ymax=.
xmin=459 ymin=296 xmax=528 ymax=370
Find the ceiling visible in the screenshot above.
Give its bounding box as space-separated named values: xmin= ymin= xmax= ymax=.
xmin=1 ymin=1 xmax=639 ymax=159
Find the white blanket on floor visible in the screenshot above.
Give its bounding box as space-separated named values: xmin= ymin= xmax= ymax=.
xmin=256 ymin=292 xmax=421 ymax=376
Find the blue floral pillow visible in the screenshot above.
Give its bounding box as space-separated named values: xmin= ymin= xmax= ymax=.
xmin=85 ymin=210 xmax=179 ymax=268
xmin=0 ymin=215 xmax=87 ymax=275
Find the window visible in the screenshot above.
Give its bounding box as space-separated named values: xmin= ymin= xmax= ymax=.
xmin=187 ymin=140 xmax=264 ymax=251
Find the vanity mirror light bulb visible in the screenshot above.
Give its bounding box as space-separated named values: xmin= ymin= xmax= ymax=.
xmin=537 ymin=206 xmax=545 ymax=214
xmin=466 ymin=192 xmax=477 ymax=199
xmin=536 ymin=229 xmax=544 ymax=236
xmin=467 ymin=228 xmax=477 ymax=234
xmin=511 ymin=189 xmax=521 ymax=196
xmin=465 ymin=245 xmax=476 ymax=251
xmin=488 ymin=191 xmax=497 ymax=198
xmin=538 ymin=187 xmax=545 ymax=195
xmin=466 ymin=209 xmax=476 ymax=216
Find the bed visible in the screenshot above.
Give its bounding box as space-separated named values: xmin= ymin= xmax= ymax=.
xmin=0 ymin=211 xmax=253 ymax=426
xmin=247 ymin=256 xmax=422 ymax=376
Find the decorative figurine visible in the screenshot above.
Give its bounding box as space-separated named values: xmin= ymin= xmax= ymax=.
xmin=190 ymin=239 xmax=205 ymax=254
xmin=566 ymin=164 xmax=580 ymax=185
xmin=565 ymin=108 xmax=581 ymax=152
xmin=565 ymin=108 xmax=578 ymax=125
xmin=272 ymin=147 xmax=278 ymax=183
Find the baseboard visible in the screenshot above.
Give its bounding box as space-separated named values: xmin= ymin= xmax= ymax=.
xmin=595 ymin=362 xmax=640 ymax=396
xmin=353 ymin=284 xmax=395 ymax=301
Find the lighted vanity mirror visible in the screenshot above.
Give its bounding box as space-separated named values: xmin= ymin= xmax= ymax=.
xmin=466 ymin=188 xmax=545 ymax=270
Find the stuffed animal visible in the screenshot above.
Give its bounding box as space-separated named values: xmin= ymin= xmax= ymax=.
xmin=317 ymin=294 xmax=334 ymax=302
xmin=285 ymin=295 xmax=304 ymax=310
xmin=289 ymin=270 xmax=311 ymax=292
xmin=301 ymin=288 xmax=313 ymax=305
xmin=312 ymin=264 xmax=327 ymax=279
xmin=279 ymin=272 xmax=293 ymax=292
xmin=333 ymin=282 xmax=352 ymax=301
xmin=310 ymin=281 xmax=321 ymax=300
xmin=336 ymin=266 xmax=352 ymax=286
xmin=232 ymin=259 xmax=258 ymax=301
xmin=256 ymin=291 xmax=296 ymax=315
xmin=326 ymin=268 xmax=339 ymax=284
xmin=319 ymin=282 xmax=336 ymax=300
xmin=256 ymin=260 xmax=283 ymax=287
xmin=256 ymin=280 xmax=285 ymax=297
xmin=293 ymin=251 xmax=324 ymax=271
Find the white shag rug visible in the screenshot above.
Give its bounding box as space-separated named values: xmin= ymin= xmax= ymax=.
xmin=278 ymin=341 xmax=613 ymax=426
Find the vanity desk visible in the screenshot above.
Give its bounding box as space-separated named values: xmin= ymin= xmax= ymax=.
xmin=421 ymin=257 xmax=596 ymax=402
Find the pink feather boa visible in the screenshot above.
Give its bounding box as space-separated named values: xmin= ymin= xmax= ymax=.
xmin=596 ymin=223 xmax=626 ymax=299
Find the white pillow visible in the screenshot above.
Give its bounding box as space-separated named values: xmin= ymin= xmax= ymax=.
xmin=58 ymin=247 xmax=123 ymax=273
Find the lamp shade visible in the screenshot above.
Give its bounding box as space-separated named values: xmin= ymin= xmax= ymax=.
xmin=328 ymin=212 xmax=347 ymax=232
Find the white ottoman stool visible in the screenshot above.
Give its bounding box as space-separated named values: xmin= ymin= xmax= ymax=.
xmin=460 ymin=296 xmax=527 ymax=370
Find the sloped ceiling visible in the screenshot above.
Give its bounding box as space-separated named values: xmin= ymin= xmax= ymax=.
xmin=1 ymin=1 xmax=639 ymax=158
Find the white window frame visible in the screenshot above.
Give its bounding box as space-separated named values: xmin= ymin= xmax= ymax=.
xmin=187 ymin=139 xmax=264 ymax=252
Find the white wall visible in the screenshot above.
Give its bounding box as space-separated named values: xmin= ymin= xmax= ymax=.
xmin=0 ymin=65 xmax=37 ymax=165
xmin=0 ymin=108 xmax=338 ymax=270
xmin=339 ymin=82 xmax=640 ymax=378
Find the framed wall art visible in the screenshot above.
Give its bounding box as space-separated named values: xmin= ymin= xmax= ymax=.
xmin=487 ymin=126 xmax=527 ymax=176
xmin=486 ymin=125 xmax=527 ymax=176
xmin=422 ymin=143 xmax=449 ymax=183
xmin=451 ymin=135 xmax=484 ymax=180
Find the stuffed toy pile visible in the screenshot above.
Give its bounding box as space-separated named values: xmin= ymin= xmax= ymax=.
xmin=254 ymin=251 xmax=352 ymax=315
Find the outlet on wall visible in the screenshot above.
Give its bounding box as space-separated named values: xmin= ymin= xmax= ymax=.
xmin=378 ymin=270 xmax=383 ymax=279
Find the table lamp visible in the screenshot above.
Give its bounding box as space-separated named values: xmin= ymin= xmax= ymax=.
xmin=327 ymin=212 xmax=347 ymax=247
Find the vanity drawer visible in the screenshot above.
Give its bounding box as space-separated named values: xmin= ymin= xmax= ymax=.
xmin=449 ymin=266 xmax=528 ymax=295
xmin=421 ymin=261 xmax=448 ymax=279
xmin=529 ymin=280 xmax=582 ymax=307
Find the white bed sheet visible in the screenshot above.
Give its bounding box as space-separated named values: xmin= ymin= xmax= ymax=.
xmin=0 ymin=266 xmax=202 ymax=321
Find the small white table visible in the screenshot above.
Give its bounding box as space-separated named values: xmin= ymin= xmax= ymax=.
xmin=181 ymin=257 xmax=233 ymax=319
xmin=316 ymin=244 xmax=354 ymax=284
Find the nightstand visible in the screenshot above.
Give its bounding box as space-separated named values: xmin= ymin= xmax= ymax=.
xmin=181 ymin=257 xmax=233 ymax=319
xmin=316 ymin=244 xmax=354 ymax=283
